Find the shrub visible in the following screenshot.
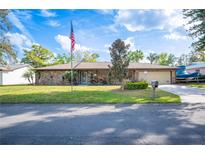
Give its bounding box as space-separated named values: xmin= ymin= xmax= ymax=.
xmin=64 ymin=71 xmax=78 ymax=84
xmin=126 ymin=81 xmax=148 ymax=90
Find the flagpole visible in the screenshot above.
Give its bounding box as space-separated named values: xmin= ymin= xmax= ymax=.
xmin=70 ymin=20 xmax=75 ymax=93
xmin=70 ymin=21 xmax=73 ymax=93
xmin=71 ymin=45 xmax=73 ymax=93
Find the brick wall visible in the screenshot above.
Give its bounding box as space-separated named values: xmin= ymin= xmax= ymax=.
xmin=35 ymin=70 xmax=69 ymax=85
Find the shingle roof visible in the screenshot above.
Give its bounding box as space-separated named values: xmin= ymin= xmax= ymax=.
xmin=0 ymin=64 xmax=30 ymax=71
xmin=35 ymin=62 xmax=177 ymax=71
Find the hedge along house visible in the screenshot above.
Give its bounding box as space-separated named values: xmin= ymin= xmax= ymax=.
xmin=34 ymin=62 xmax=177 ymax=85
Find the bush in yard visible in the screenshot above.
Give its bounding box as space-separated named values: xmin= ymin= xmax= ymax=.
xmin=126 ymin=81 xmax=148 ymax=90
xmin=64 ymin=71 xmax=78 ymax=84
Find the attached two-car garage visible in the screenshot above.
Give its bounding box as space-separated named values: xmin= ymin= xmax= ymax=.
xmin=138 ymin=70 xmax=176 ymax=84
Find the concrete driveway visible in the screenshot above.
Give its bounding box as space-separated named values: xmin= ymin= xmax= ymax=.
xmin=159 ymin=85 xmax=205 ymax=103
xmin=0 ymin=104 xmax=205 ymax=145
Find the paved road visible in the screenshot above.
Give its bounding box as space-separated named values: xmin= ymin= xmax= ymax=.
xmin=159 ymin=85 xmax=205 ymax=103
xmin=1 ymin=104 xmax=205 ymax=144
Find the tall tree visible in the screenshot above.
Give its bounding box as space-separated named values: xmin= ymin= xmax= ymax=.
xmin=0 ymin=9 xmax=16 ymax=65
xmin=53 ymin=53 xmax=71 ymax=64
xmin=183 ymin=9 xmax=205 ymax=61
xmin=73 ymin=50 xmax=99 ymax=62
xmin=158 ymin=53 xmax=168 ymax=65
xmin=21 ymin=44 xmax=54 ymax=68
xmin=177 ymin=54 xmax=191 ymax=66
xmin=109 ymin=39 xmax=130 ymax=83
xmin=128 ymin=50 xmax=144 ymax=62
xmin=167 ymin=54 xmax=177 ymax=66
xmin=158 ymin=53 xmax=176 ymax=66
xmin=53 ymin=51 xmax=99 ymax=65
xmin=81 ymin=52 xmax=99 ymax=62
xmin=188 ymin=50 xmax=205 ymax=63
xmin=176 ymin=52 xmax=204 ymax=66
xmin=146 ymin=53 xmax=159 ymax=64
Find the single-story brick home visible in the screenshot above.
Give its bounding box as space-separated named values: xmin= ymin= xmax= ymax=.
xmin=35 ymin=62 xmax=177 ymax=85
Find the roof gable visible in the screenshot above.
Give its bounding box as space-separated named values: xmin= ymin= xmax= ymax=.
xmin=0 ymin=64 xmax=30 ymax=71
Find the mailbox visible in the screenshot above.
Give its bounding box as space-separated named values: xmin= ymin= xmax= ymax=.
xmin=151 ymin=80 xmax=159 ymax=89
xmin=151 ymin=80 xmax=158 ymax=99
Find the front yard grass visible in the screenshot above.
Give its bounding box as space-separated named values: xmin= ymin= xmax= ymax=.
xmin=187 ymin=82 xmax=205 ymax=88
xmin=0 ymin=85 xmax=180 ymax=104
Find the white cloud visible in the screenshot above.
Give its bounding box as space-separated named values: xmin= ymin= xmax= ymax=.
xmin=107 ymin=24 xmax=118 ymax=32
xmin=5 ymin=32 xmax=32 ymax=52
xmin=55 ymin=34 xmax=90 ymax=52
xmin=165 ymin=10 xmax=186 ymax=30
xmin=113 ymin=9 xmax=186 ymax=32
xmin=104 ymin=44 xmax=111 ymax=53
xmin=114 ymin=10 xmax=146 ymax=32
xmin=124 ymin=37 xmax=136 ymax=50
xmin=8 ymin=12 xmax=33 ymax=41
xmin=40 ymin=10 xmax=56 ymax=17
xmin=47 ymin=20 xmax=60 ymax=27
xmin=75 ymin=44 xmax=90 ymax=52
xmin=97 ymin=9 xmax=114 ymax=15
xmin=164 ymin=32 xmax=187 ymax=40
xmin=14 ymin=10 xmax=32 ymax=20
xmin=124 ymin=24 xmax=145 ymax=32
xmin=55 ymin=35 xmax=69 ymax=51
xmin=104 ymin=44 xmax=110 ymax=48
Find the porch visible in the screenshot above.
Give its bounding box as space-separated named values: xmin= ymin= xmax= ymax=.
xmin=76 ymin=69 xmax=109 ymax=85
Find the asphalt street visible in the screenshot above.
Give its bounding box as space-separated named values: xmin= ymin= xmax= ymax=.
xmin=1 ymin=103 xmax=205 ymax=144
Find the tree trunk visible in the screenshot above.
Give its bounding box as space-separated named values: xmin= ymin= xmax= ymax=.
xmin=28 ymin=78 xmax=31 ymax=84
xmin=121 ymin=79 xmax=129 ymax=91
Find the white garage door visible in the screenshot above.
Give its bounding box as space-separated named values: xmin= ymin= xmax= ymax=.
xmin=139 ymin=71 xmax=171 ymax=84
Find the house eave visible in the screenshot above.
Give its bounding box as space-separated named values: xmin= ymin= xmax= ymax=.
xmin=35 ymin=68 xmax=177 ymax=71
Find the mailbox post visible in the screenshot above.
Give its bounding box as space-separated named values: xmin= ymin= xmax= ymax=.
xmin=151 ymin=80 xmax=159 ymax=99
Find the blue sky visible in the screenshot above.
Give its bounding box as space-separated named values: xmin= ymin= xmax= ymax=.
xmin=7 ymin=9 xmax=192 ymax=62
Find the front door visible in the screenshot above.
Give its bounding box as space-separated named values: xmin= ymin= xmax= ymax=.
xmin=80 ymin=71 xmax=93 ymax=85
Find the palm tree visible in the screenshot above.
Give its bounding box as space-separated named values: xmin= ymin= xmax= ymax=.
xmin=128 ymin=50 xmax=144 ymax=62
xmin=147 ymin=53 xmax=158 ymax=64
xmin=158 ymin=53 xmax=176 ymax=66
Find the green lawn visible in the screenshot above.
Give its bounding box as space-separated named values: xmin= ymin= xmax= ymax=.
xmin=0 ymin=85 xmax=180 ymax=104
xmin=187 ymin=82 xmax=205 ymax=88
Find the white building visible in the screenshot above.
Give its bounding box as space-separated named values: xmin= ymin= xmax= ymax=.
xmin=0 ymin=64 xmax=32 ymax=85
xmin=186 ymin=62 xmax=205 ymax=75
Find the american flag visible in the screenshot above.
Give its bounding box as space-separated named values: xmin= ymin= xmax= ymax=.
xmin=70 ymin=21 xmax=75 ymax=52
